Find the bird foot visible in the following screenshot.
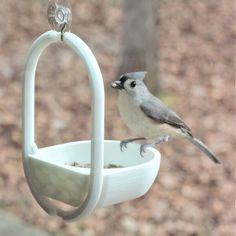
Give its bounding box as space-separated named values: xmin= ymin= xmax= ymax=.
xmin=140 ymin=143 xmax=155 ymax=157
xmin=139 ymin=136 xmax=170 ymax=157
xmin=120 ymin=137 xmax=145 ymax=152
xmin=120 ymin=139 xmax=130 ymax=151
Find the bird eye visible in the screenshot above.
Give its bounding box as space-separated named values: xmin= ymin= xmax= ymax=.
xmin=130 ymin=81 xmax=136 ymax=88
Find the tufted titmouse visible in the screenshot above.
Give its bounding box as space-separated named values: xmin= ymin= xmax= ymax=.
xmin=111 ymin=71 xmax=220 ymax=164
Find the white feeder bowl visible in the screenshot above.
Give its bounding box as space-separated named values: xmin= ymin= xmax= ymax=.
xmin=29 ymin=140 xmax=160 ymax=208
xmin=22 ymin=31 xmax=161 ymax=221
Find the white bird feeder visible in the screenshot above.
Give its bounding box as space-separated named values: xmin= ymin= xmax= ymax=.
xmin=22 ymin=0 xmax=161 ymax=221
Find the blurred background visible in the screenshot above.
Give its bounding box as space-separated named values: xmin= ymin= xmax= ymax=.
xmin=0 ymin=0 xmax=235 ymax=235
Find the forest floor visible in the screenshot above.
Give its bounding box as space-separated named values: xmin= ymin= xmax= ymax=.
xmin=0 ymin=0 xmax=235 ymax=236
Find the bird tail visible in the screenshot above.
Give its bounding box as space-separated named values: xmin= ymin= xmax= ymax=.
xmin=186 ymin=136 xmax=221 ymax=164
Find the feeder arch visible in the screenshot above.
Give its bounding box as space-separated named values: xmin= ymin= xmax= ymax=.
xmin=22 ymin=30 xmax=105 ymax=221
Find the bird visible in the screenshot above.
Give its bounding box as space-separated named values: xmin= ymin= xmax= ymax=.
xmin=111 ymin=71 xmax=220 ymax=164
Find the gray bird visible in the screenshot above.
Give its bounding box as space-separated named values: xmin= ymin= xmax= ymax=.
xmin=111 ymin=71 xmax=220 ymax=164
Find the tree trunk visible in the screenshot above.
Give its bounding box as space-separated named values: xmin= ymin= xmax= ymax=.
xmin=118 ymin=0 xmax=160 ymax=94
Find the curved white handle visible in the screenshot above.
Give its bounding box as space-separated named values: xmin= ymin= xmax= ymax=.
xmin=22 ymin=31 xmax=105 ymax=221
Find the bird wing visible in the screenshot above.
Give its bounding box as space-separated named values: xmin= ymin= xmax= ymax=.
xmin=140 ymin=98 xmax=192 ymax=133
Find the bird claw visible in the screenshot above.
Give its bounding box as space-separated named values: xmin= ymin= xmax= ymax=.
xmin=120 ymin=137 xmax=145 ymax=152
xmin=139 ymin=136 xmax=170 ymax=157
xmin=120 ymin=139 xmax=130 ymax=152
xmin=140 ymin=143 xmax=155 ymax=157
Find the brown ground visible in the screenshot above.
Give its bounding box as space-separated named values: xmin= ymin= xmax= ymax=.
xmin=0 ymin=0 xmax=235 ymax=236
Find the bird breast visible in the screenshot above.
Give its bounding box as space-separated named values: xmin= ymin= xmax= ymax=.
xmin=118 ymin=92 xmax=177 ymax=139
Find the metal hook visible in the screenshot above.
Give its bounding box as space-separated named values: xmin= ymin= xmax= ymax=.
xmin=61 ymin=22 xmax=67 ymax=41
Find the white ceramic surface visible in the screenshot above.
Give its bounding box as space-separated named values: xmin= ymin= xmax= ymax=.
xmin=29 ymin=140 xmax=161 ymax=207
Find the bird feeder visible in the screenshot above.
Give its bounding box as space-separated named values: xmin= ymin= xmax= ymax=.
xmin=22 ymin=0 xmax=161 ymax=221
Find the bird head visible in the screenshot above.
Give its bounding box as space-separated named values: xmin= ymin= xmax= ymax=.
xmin=111 ymin=71 xmax=147 ymax=97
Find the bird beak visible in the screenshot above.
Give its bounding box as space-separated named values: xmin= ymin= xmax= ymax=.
xmin=111 ymin=81 xmax=124 ymax=90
